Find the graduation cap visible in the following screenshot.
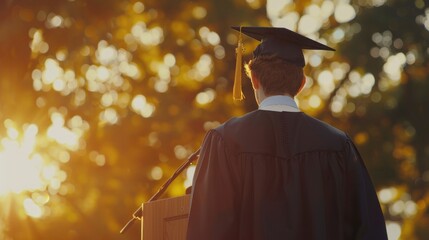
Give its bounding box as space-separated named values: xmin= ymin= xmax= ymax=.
xmin=231 ymin=26 xmax=335 ymax=100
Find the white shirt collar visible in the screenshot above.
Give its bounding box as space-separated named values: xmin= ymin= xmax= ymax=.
xmin=258 ymin=95 xmax=300 ymax=112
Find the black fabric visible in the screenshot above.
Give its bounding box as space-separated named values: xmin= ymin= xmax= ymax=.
xmin=187 ymin=110 xmax=387 ymax=240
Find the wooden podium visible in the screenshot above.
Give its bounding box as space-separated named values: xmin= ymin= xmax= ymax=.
xmin=141 ymin=195 xmax=191 ymax=240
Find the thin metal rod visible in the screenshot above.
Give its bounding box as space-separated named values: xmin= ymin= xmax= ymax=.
xmin=119 ymin=148 xmax=200 ymax=234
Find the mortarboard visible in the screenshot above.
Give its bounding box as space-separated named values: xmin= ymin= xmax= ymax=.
xmin=231 ymin=26 xmax=335 ymax=100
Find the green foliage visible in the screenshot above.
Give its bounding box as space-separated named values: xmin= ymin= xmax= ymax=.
xmin=332 ymin=0 xmax=429 ymax=238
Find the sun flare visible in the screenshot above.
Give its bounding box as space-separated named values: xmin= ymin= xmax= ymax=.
xmin=0 ymin=117 xmax=77 ymax=218
xmin=0 ymin=123 xmax=45 ymax=196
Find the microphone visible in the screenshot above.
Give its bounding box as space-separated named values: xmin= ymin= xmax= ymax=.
xmin=119 ymin=148 xmax=200 ymax=234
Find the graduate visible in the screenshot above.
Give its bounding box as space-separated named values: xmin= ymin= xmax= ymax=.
xmin=186 ymin=26 xmax=388 ymax=240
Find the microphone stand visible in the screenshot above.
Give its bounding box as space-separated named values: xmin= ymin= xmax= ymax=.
xmin=119 ymin=148 xmax=200 ymax=234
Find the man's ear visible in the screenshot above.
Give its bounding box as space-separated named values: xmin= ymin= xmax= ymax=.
xmin=250 ymin=72 xmax=260 ymax=90
xmin=297 ymin=76 xmax=306 ymax=94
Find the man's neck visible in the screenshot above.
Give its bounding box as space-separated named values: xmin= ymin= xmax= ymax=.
xmin=255 ymin=88 xmax=267 ymax=105
xmin=256 ymin=89 xmax=292 ymax=106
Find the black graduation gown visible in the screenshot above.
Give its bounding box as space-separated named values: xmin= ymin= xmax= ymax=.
xmin=186 ymin=110 xmax=387 ymax=240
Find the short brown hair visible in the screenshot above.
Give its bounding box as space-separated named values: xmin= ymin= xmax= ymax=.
xmin=245 ymin=55 xmax=304 ymax=96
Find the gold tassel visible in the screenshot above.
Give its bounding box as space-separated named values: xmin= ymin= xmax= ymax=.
xmin=233 ymin=26 xmax=245 ymax=101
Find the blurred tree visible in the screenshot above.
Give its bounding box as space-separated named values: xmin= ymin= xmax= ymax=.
xmin=322 ymin=0 xmax=429 ymax=238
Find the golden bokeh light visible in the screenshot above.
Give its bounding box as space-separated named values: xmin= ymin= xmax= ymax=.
xmin=0 ymin=123 xmax=44 ymax=196
xmin=89 ymin=151 xmax=107 ymax=167
xmin=192 ymin=6 xmax=207 ymax=19
xmin=383 ymin=53 xmax=406 ymax=83
xmin=317 ymin=70 xmax=335 ymax=98
xmin=43 ymin=58 xmax=63 ymax=85
xmin=196 ymin=89 xmax=216 ymax=105
xmin=199 ymin=27 xmax=221 ymax=46
xmin=184 ymin=165 xmax=196 ymax=189
xmin=0 ymin=116 xmax=80 ymax=208
xmin=154 ymin=78 xmax=169 ymax=93
xmin=47 ymin=112 xmax=81 ymax=151
xmin=188 ymin=54 xmax=213 ymax=82
xmin=298 ymin=14 xmax=321 ymax=35
xmin=174 ymin=145 xmax=188 ymax=160
xmin=308 ymin=95 xmax=322 ymax=109
xmin=130 ymin=24 xmax=164 ymax=46
xmin=334 ymin=4 xmax=356 ymax=23
xmin=309 ymin=54 xmax=322 ymax=67
xmin=30 ymin=29 xmax=49 ymax=54
xmin=99 ymin=108 xmax=119 ymax=125
xmin=23 ymin=198 xmax=44 ymax=218
xmin=163 ymin=53 xmax=176 ymax=67
xmin=132 ymin=1 xmax=145 ymax=14
xmin=131 ymin=94 xmax=156 ymax=118
xmin=386 ymin=221 xmax=402 ymax=240
xmin=150 ymin=166 xmax=163 ymax=180
xmin=47 ymin=14 xmax=63 ymax=28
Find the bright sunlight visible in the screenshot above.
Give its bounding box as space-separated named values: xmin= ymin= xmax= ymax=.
xmin=0 ymin=117 xmax=77 ymax=218
xmin=0 ymin=121 xmax=45 ymax=196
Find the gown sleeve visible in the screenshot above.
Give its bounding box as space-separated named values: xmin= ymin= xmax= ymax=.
xmin=186 ymin=130 xmax=242 ymax=240
xmin=344 ymin=138 xmax=388 ymax=240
